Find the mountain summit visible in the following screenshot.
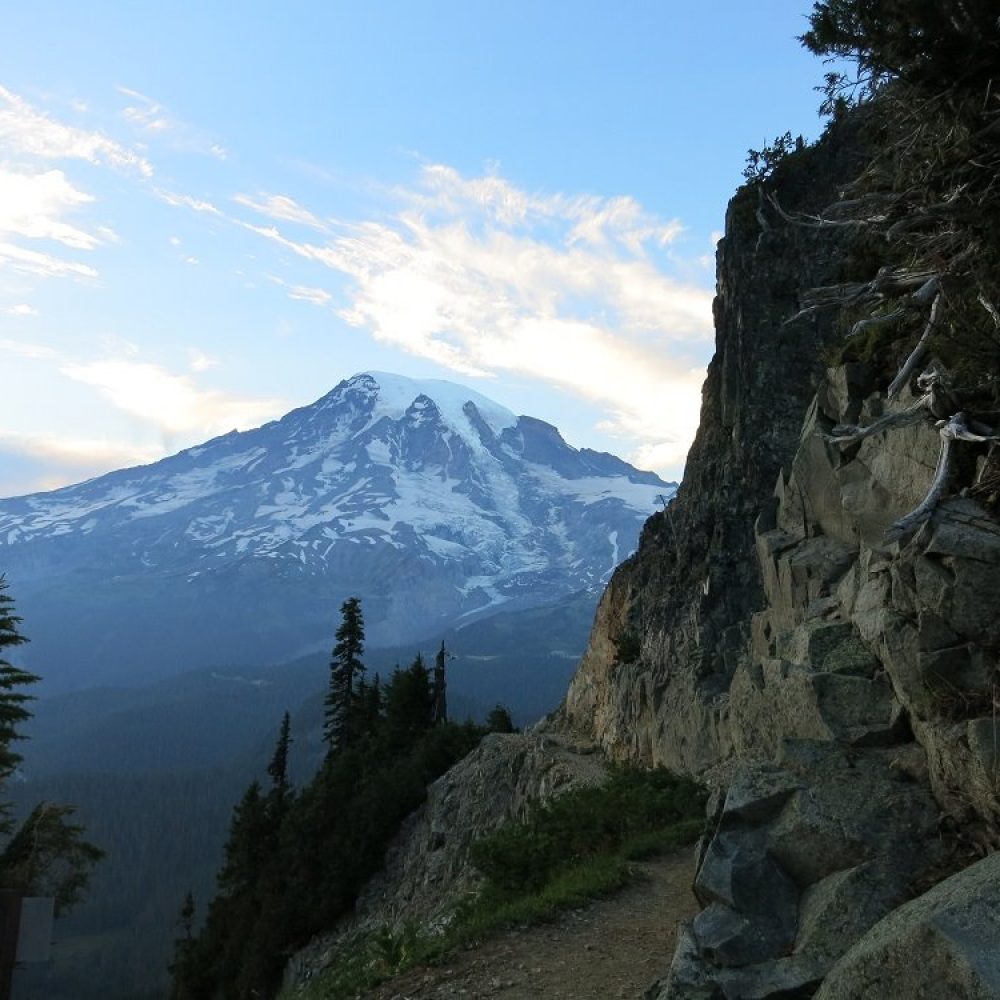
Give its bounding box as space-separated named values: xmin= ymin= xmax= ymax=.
xmin=0 ymin=372 xmax=674 ymax=691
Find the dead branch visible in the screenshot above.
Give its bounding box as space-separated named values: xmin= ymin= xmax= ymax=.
xmin=846 ymin=275 xmax=939 ymax=338
xmin=887 ymin=291 xmax=943 ymax=399
xmin=979 ymin=294 xmax=1000 ymax=328
xmin=826 ymin=392 xmax=933 ymax=445
xmin=766 ymin=192 xmax=886 ymax=229
xmin=886 ymin=413 xmax=1000 ymax=541
xmin=848 ymin=308 xmax=907 ymax=339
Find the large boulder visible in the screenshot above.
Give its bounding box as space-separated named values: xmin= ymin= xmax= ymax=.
xmin=815 ymin=853 xmax=1000 ymax=1000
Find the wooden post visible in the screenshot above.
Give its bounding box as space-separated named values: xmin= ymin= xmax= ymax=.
xmin=0 ymin=890 xmax=22 ymax=1000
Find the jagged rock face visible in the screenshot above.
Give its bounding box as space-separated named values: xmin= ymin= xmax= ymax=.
xmin=0 ymin=372 xmax=672 ymax=691
xmin=561 ymin=129 xmax=862 ymax=772
xmin=644 ymin=357 xmax=1000 ymax=997
xmin=285 ymin=732 xmax=608 ymax=988
xmin=560 ymin=115 xmax=1000 ymax=998
xmin=751 ymin=366 xmax=1000 ymax=825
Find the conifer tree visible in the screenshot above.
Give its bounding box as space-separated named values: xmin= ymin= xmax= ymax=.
xmin=432 ymin=641 xmax=449 ymax=724
xmin=217 ymin=781 xmax=269 ymax=898
xmin=384 ymin=654 xmax=433 ymax=752
xmin=0 ymin=579 xmax=102 ymax=923
xmin=266 ymin=711 xmax=292 ymax=801
xmin=0 ymin=576 xmax=39 ymax=812
xmin=323 ymin=597 xmax=366 ymax=754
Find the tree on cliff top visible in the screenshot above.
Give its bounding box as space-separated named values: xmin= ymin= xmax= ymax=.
xmin=802 ymin=0 xmax=1000 ymax=103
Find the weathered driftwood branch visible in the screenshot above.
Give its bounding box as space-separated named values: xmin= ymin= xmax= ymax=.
xmin=785 ymin=268 xmax=940 ymax=326
xmin=887 ymin=292 xmax=943 ymax=399
xmin=825 ymin=392 xmax=933 ymax=445
xmin=886 ymin=413 xmax=1000 ymax=541
xmin=979 ymin=294 xmax=1000 ymax=328
xmin=847 ymin=307 xmax=907 ymax=339
xmin=766 ymin=191 xmax=892 ymax=229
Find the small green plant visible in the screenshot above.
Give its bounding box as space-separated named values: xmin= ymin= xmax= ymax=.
xmin=486 ymin=704 xmax=516 ymax=733
xmin=743 ymin=131 xmax=796 ymax=183
xmin=613 ymin=628 xmax=642 ymax=664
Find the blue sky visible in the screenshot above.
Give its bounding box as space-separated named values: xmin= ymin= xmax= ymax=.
xmin=1 ymin=1 xmax=832 ymax=496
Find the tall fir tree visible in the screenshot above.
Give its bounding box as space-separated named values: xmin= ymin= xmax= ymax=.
xmin=0 ymin=579 xmax=102 ymax=924
xmin=0 ymin=575 xmax=39 ymax=811
xmin=432 ymin=641 xmax=449 ymax=724
xmin=266 ymin=711 xmax=292 ymax=802
xmin=323 ymin=596 xmax=366 ymax=754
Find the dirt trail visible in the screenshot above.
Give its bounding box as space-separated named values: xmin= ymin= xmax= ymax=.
xmin=366 ymin=849 xmax=697 ymax=1000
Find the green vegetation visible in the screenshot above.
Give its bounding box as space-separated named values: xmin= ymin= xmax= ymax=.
xmin=743 ymin=131 xmax=798 ymax=184
xmin=0 ymin=577 xmax=102 ymax=911
xmin=171 ymin=598 xmax=489 ymax=1000
xmin=801 ymin=0 xmax=1000 ymax=105
xmin=612 ymin=627 xmax=641 ymax=664
xmin=283 ymin=768 xmax=705 ymax=1000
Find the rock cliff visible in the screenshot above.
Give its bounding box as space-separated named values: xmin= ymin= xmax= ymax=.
xmin=560 ymin=114 xmax=1000 ymax=997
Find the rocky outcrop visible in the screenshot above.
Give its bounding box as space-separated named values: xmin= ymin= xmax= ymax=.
xmin=559 ymin=117 xmax=1000 ymax=998
xmin=284 ymin=732 xmax=608 ymax=988
xmin=649 ymin=747 xmax=941 ymax=999
xmin=640 ymin=356 xmax=1000 ymax=998
xmin=560 ymin=128 xmax=864 ymax=773
xmin=815 ymin=853 xmax=1000 ymax=1000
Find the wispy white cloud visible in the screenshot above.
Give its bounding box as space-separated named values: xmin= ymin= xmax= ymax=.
xmin=117 ymin=85 xmax=171 ymax=132
xmin=0 ymin=166 xmax=105 ymax=280
xmin=241 ymin=165 xmax=713 ymax=473
xmin=0 ymin=241 xmax=98 ymax=279
xmin=5 ymin=303 xmax=38 ymax=317
xmin=0 ymin=431 xmax=165 ymax=495
xmin=288 ymin=284 xmax=331 ymax=306
xmin=234 ymin=192 xmax=325 ymax=230
xmin=60 ymin=358 xmax=288 ymax=437
xmin=188 ymin=348 xmax=217 ymax=372
xmin=0 ymin=85 xmax=153 ymax=176
xmin=154 ymin=187 xmax=221 ymax=215
xmin=0 ymin=337 xmax=59 ymax=360
xmin=117 ymin=85 xmax=228 ymax=159
xmin=0 ymin=430 xmax=162 ymax=469
xmin=267 ymin=274 xmax=332 ymax=306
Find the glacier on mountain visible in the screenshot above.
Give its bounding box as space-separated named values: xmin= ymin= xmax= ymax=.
xmin=0 ymin=372 xmax=675 ymax=690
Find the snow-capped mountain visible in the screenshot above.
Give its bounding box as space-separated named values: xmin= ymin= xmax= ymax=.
xmin=0 ymin=372 xmax=675 ymax=691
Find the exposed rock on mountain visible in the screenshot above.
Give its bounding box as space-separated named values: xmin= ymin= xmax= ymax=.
xmin=560 ymin=107 xmax=1000 ymax=997
xmin=0 ymin=373 xmax=672 ymax=691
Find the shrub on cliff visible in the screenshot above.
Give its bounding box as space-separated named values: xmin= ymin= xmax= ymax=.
xmin=470 ymin=767 xmax=705 ymax=894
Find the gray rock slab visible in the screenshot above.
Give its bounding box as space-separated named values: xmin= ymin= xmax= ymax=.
xmin=816 ymin=853 xmax=1000 ymax=1000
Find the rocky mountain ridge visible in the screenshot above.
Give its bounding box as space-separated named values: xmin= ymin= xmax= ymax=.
xmin=0 ymin=372 xmax=673 ymax=691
